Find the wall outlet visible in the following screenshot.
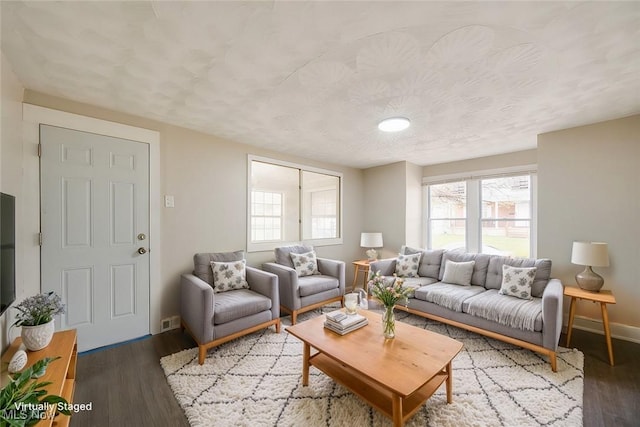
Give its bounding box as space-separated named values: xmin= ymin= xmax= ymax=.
xmin=161 ymin=315 xmax=181 ymax=332
xmin=164 ymin=195 xmax=175 ymax=208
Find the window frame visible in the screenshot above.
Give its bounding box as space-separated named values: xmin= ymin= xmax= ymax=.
xmin=424 ymin=165 xmax=537 ymax=257
xmin=247 ymin=155 xmax=343 ymax=252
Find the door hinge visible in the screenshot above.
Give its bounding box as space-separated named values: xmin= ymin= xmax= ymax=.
xmin=39 ymin=232 xmax=43 ymax=246
xmin=37 ymin=143 xmax=42 ymax=157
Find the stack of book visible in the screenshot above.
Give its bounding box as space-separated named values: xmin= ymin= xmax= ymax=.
xmin=324 ymin=310 xmax=368 ymax=335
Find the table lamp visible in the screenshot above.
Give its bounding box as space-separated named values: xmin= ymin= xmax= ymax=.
xmin=571 ymin=241 xmax=609 ymax=292
xmin=361 ymin=232 xmax=383 ymax=261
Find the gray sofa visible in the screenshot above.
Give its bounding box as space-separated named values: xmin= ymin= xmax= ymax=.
xmin=370 ymin=247 xmax=564 ymax=371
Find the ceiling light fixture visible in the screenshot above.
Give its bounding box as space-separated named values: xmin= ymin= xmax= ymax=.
xmin=378 ymin=117 xmax=411 ymax=132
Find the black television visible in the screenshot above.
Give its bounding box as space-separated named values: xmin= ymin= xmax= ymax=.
xmin=1 ymin=192 xmax=16 ymax=316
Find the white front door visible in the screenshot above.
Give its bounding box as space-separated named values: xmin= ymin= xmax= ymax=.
xmin=40 ymin=125 xmax=150 ymax=352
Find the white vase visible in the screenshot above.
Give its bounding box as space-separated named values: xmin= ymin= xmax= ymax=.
xmin=21 ymin=319 xmax=55 ymax=351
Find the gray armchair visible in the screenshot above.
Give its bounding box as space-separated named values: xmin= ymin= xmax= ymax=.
xmin=181 ymin=251 xmax=280 ymax=364
xmin=263 ymin=245 xmax=345 ymax=325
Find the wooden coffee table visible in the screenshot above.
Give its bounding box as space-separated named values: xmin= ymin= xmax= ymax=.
xmin=287 ymin=310 xmax=463 ymax=427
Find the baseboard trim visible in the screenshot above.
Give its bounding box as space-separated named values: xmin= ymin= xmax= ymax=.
xmin=563 ymin=314 xmax=640 ymax=344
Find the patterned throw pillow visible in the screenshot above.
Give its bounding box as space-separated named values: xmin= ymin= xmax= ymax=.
xmin=210 ymin=260 xmax=249 ymax=293
xmin=290 ymin=251 xmax=320 ymax=277
xmin=395 ymin=253 xmax=422 ymax=278
xmin=441 ymin=259 xmax=475 ymax=286
xmin=499 ymin=264 xmax=537 ymax=300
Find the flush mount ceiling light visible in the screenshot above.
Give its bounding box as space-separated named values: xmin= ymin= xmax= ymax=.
xmin=377 ymin=117 xmax=411 ymax=132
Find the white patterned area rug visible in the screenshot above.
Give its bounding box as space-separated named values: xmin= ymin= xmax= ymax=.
xmin=161 ymin=309 xmax=583 ymax=427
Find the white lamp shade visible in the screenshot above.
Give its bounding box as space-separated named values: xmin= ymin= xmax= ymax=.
xmin=571 ymin=241 xmax=609 ymax=267
xmin=360 ymin=232 xmax=383 ymax=248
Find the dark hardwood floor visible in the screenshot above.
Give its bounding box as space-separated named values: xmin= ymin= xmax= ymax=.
xmin=70 ymin=324 xmax=640 ymax=427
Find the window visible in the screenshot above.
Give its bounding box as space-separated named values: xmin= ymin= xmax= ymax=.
xmin=480 ymin=176 xmax=532 ymax=257
xmin=302 ymin=171 xmax=339 ymax=240
xmin=250 ymin=191 xmax=282 ymax=242
xmin=248 ymin=156 xmax=342 ymax=251
xmin=426 ymin=171 xmax=536 ymax=257
xmin=427 ymin=182 xmax=467 ymax=251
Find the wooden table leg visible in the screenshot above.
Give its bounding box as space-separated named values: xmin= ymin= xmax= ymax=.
xmin=391 ymin=394 xmax=403 ymax=427
xmin=566 ymin=297 xmax=577 ymax=347
xmin=351 ymin=268 xmax=359 ymax=290
xmin=302 ymin=343 xmax=310 ymax=386
xmin=600 ymin=302 xmax=615 ymax=366
xmin=362 ymin=267 xmax=369 ymax=289
xmin=446 ymin=361 xmax=453 ymax=404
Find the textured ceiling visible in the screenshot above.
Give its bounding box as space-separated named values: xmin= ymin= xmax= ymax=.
xmin=2 ymin=1 xmax=639 ymax=168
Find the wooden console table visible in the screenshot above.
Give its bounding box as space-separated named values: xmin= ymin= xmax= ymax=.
xmin=564 ymin=286 xmax=616 ymax=365
xmin=2 ymin=329 xmax=77 ymax=426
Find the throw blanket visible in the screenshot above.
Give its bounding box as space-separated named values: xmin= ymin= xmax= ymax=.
xmin=415 ymin=283 xmax=485 ymax=312
xmin=464 ymin=289 xmax=542 ymax=331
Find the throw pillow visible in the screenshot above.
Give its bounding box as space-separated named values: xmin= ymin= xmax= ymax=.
xmin=441 ymin=260 xmax=475 ymax=286
xmin=395 ymin=253 xmax=422 ymax=278
xmin=210 ymin=260 xmax=249 ymax=293
xmin=290 ymin=251 xmax=320 ymax=277
xmin=499 ymin=264 xmax=537 ymax=300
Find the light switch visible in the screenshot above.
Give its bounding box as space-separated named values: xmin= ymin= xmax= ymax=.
xmin=164 ymin=195 xmax=175 ymax=208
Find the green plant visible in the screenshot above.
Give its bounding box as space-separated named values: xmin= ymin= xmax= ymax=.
xmin=13 ymin=292 xmax=65 ymax=327
xmin=367 ymin=271 xmax=413 ymax=307
xmin=0 ymin=357 xmax=71 ymax=426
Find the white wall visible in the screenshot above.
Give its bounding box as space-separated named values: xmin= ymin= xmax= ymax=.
xmin=538 ymin=115 xmax=640 ymax=334
xmin=423 ymin=149 xmax=537 ymax=177
xmin=21 ymin=90 xmax=365 ymax=327
xmin=405 ymin=162 xmax=423 ymax=247
xmin=362 ymin=161 xmax=422 ymax=258
xmin=0 ymin=53 xmax=25 ymax=350
xmin=362 ymin=162 xmax=407 ymax=259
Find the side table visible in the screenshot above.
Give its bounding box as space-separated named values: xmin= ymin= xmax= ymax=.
xmin=351 ymin=259 xmax=371 ymax=293
xmin=564 ymin=286 xmax=616 ymax=366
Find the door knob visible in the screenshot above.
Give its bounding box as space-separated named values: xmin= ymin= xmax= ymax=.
xmin=137 ymin=233 xmax=146 ymax=241
xmin=138 ymin=247 xmax=147 ymax=255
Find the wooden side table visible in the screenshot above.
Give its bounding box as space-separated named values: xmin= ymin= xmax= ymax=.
xmin=564 ymin=286 xmax=616 ymax=365
xmin=351 ymin=259 xmax=371 ymax=292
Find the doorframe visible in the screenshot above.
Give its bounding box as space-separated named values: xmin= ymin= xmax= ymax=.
xmin=22 ymin=103 xmax=163 ymax=335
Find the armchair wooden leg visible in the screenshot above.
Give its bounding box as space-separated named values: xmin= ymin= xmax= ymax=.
xmin=291 ymin=311 xmax=298 ymax=325
xmin=198 ymin=346 xmax=207 ymax=365
xmin=275 ymin=318 xmax=281 ymax=333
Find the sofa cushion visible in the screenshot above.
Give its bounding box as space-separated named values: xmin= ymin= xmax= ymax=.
xmin=401 ymin=246 xmax=444 ymax=279
xmin=485 ymin=256 xmax=552 ymax=297
xmin=441 ymin=260 xmax=475 ymax=286
xmin=194 ymin=251 xmax=245 ymax=286
xmin=439 ymin=251 xmax=491 ymax=287
xmin=414 ymin=283 xmax=486 ymax=312
xmin=395 ymin=253 xmax=422 ymax=278
xmin=290 ymin=250 xmax=320 ymax=277
xmin=211 ymin=260 xmax=249 ymax=293
xmin=398 ymin=277 xmax=438 ymax=298
xmin=462 ymin=289 xmax=543 ymax=332
xmin=499 ymin=265 xmax=536 ymax=300
xmin=213 ymin=289 xmax=272 ymax=325
xmin=298 ymin=275 xmax=339 ymax=297
xmin=275 ymin=245 xmax=314 ymax=269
